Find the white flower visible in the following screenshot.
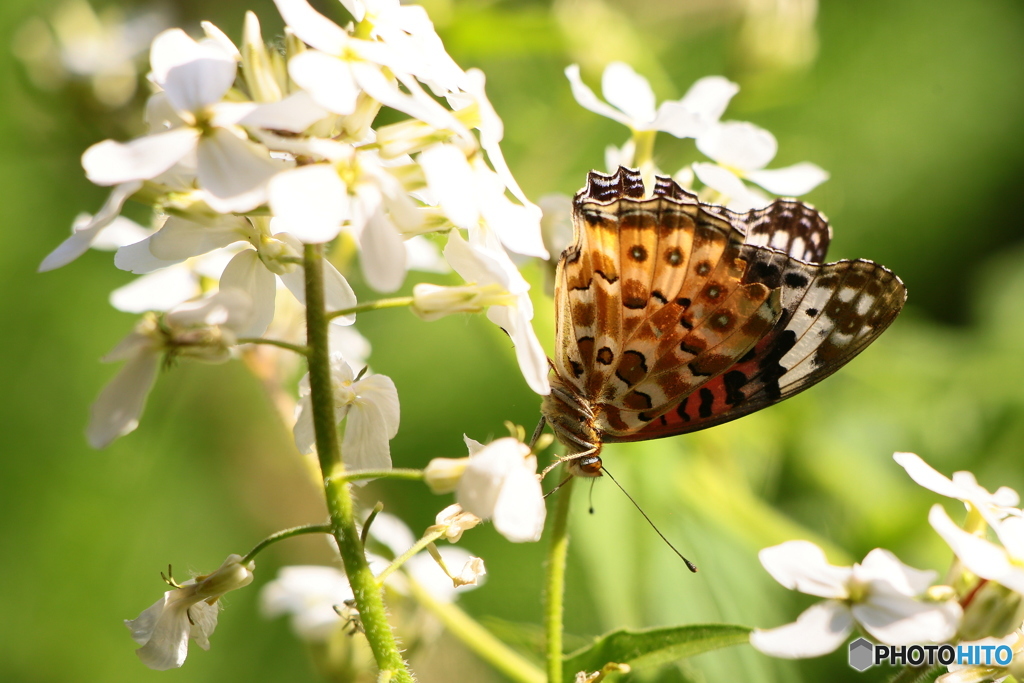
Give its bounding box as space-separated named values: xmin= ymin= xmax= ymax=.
xmin=260 ymin=565 xmax=355 ymax=641
xmin=420 ymin=143 xmax=548 ymax=259
xmin=407 ymin=548 xmax=486 ymax=597
xmin=432 ymin=503 xmax=482 ymax=543
xmin=81 ymin=28 xmax=311 ymax=213
xmin=268 ymin=148 xmax=422 ymax=291
xmin=565 ymin=62 xmax=738 ymax=138
xmin=442 ymin=228 xmax=550 ymax=395
xmin=273 ymin=0 xmax=462 ymax=131
xmin=338 ymin=0 xmax=466 ymax=96
xmin=116 ymin=215 xmax=358 ymax=335
xmin=88 ymin=289 xmax=252 ymax=448
xmin=125 ymin=554 xmax=254 ymax=670
xmin=930 ymin=505 xmax=1024 ymax=595
xmin=292 ymin=356 xmax=399 ymax=473
xmin=456 ymin=437 xmax=546 ymax=543
xmin=692 ymin=120 xmax=828 ymax=211
xmin=750 ymin=540 xmax=961 ymax=658
xmin=896 ymin=452 xmax=1021 ymax=525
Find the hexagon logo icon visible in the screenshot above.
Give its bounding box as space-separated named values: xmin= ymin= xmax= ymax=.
xmin=848 ymin=638 xmax=874 ymax=671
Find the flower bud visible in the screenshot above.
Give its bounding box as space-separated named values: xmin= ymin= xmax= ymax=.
xmin=411 ymin=283 xmax=515 ymax=321
xmin=424 ymin=457 xmax=470 ymax=494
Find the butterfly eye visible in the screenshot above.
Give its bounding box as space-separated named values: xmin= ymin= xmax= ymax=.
xmin=575 ymin=455 xmax=603 ymax=476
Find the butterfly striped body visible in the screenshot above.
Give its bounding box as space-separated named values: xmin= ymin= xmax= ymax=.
xmin=541 ymin=167 xmax=906 ymax=475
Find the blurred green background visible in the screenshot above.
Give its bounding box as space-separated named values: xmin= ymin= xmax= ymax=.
xmin=2 ymin=0 xmax=1024 ymax=681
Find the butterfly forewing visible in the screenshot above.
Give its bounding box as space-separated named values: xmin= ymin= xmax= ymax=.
xmin=546 ymin=167 xmax=906 ymax=453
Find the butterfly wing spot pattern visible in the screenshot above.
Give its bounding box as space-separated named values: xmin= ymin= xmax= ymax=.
xmin=540 ymin=167 xmax=907 ymax=476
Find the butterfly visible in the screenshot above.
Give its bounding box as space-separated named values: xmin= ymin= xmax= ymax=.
xmin=540 ymin=167 xmax=907 ymax=476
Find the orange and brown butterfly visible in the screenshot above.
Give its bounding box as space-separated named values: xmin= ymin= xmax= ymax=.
xmin=540 ymin=167 xmax=906 ymax=477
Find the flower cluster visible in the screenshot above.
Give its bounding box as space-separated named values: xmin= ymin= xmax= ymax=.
xmin=43 ymin=0 xmax=554 ymax=463
xmin=752 ymin=452 xmax=1024 ymax=682
xmin=566 ymin=61 xmax=828 ymax=211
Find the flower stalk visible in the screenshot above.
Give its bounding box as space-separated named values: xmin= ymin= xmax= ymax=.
xmin=326 ymin=296 xmax=415 ymax=321
xmin=544 ymin=472 xmax=575 ymax=683
xmin=304 ymin=243 xmax=413 ymax=682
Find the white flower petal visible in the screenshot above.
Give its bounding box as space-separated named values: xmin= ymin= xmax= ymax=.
xmin=187 ymin=601 xmax=220 ymax=651
xmin=853 ymin=592 xmax=961 ymax=645
xmin=857 ymin=548 xmax=938 ymax=597
xmin=197 ymin=128 xmax=283 ymax=213
xmin=564 ymin=64 xmax=632 ymax=128
xmin=758 ymin=540 xmax=851 ymax=599
xmin=692 ymin=162 xmax=768 ymax=211
xmin=359 ymin=209 xmax=407 ymax=292
xmin=129 ymin=592 xmax=192 ymax=670
xmin=292 ymin=396 xmax=316 ymax=454
xmin=697 ymin=121 xmax=778 ymax=171
xmin=405 ymin=235 xmax=449 ymax=273
xmin=678 ymin=76 xmax=739 ymax=125
xmin=219 ymin=250 xmax=276 ymax=337
xmin=260 ymin=565 xmax=352 ymax=641
xmin=114 ymin=237 xmax=181 ymax=275
xmin=150 ymin=29 xmax=235 ymax=108
xmin=489 ymin=304 xmax=551 ymax=395
xmin=747 ymin=162 xmax=829 ymax=196
xmin=91 ymin=216 xmax=153 ymax=251
xmin=82 ymin=127 xmax=199 ymax=185
xmin=491 ymin=454 xmax=545 ymax=542
xmin=895 ymin=452 xmax=966 ymax=499
xmin=601 ymin=62 xmax=656 ymax=126
xmin=148 ymin=216 xmax=246 ymax=261
xmin=929 ymin=505 xmax=1018 ymax=587
xmin=87 ymin=346 xmax=161 ymax=448
xmin=273 ymin=0 xmax=348 ymax=53
xmin=750 ymin=600 xmax=854 ymax=658
xmin=457 ymin=438 xmax=531 ymax=521
xmin=110 ymin=267 xmax=199 ymax=313
xmin=39 ymin=181 xmax=142 ymax=271
xmin=419 ymin=144 xmax=478 ymax=229
xmin=650 ymin=101 xmax=707 ymax=139
xmin=238 ymin=91 xmax=330 ymax=133
xmin=269 ymin=164 xmax=348 ymax=243
xmin=288 ymin=50 xmax=359 ymax=115
xmin=343 ymin=390 xmax=396 ymax=471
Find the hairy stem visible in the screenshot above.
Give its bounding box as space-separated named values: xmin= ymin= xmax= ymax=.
xmin=304 ymin=244 xmax=413 ymax=682
xmin=544 ymin=473 xmax=575 ymax=683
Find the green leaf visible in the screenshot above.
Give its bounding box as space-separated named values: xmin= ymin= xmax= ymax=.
xmin=562 ymin=624 xmax=752 ymax=680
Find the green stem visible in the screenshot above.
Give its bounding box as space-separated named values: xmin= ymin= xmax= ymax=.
xmin=241 ymin=524 xmax=332 ymax=564
xmin=544 ymin=473 xmax=575 ymax=683
xmin=631 ymin=129 xmax=657 ymax=169
xmin=304 ymin=244 xmax=413 ymax=682
xmin=237 ymin=337 xmax=310 ymax=355
xmin=327 ymin=297 xmax=415 ymax=321
xmin=408 ymin=577 xmax=546 ymax=683
xmin=375 ymin=528 xmax=446 ymax=587
xmin=333 ymin=468 xmax=425 ymax=484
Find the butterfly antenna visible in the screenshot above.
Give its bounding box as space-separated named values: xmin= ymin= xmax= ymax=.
xmin=588 ymin=479 xmax=597 ymax=514
xmin=601 ymin=465 xmax=698 ymax=573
